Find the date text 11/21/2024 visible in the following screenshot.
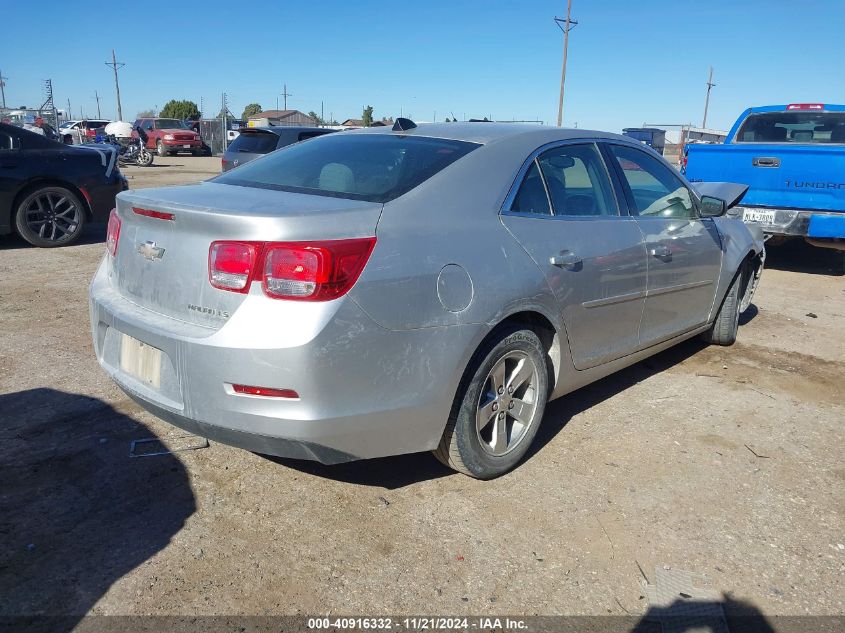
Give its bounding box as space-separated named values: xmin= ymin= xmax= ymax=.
xmin=306 ymin=617 xmax=528 ymax=630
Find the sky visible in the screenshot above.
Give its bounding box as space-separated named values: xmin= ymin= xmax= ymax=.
xmin=2 ymin=0 xmax=843 ymax=133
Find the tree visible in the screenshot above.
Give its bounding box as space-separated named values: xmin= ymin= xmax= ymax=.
xmin=136 ymin=108 xmax=156 ymax=118
xmin=242 ymin=103 xmax=262 ymax=120
xmin=159 ymin=99 xmax=201 ymax=120
xmin=362 ymin=105 xmax=374 ymax=127
xmin=307 ymin=111 xmax=324 ymax=125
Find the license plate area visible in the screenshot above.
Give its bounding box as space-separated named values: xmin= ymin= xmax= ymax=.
xmin=182 ymin=144 xmax=191 ymax=148
xmin=119 ymin=334 xmax=162 ymax=389
xmin=743 ymin=209 xmax=776 ymax=224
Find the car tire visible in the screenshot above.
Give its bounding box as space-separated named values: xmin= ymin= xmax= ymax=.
xmin=156 ymin=140 xmax=168 ymax=157
xmin=14 ymin=185 xmax=86 ymax=247
xmin=703 ymin=264 xmax=747 ymax=346
xmin=434 ymin=327 xmax=549 ymax=479
xmin=62 ymin=135 xmax=72 ymax=144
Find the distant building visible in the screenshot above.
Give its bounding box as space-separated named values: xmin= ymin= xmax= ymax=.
xmin=340 ymin=118 xmax=394 ymax=128
xmin=246 ymin=110 xmax=319 ymax=127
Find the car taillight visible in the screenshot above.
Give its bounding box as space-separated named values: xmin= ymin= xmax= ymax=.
xmin=207 ymin=238 xmax=376 ymax=301
xmin=106 ymin=209 xmax=121 ymax=256
xmin=208 ymin=241 xmax=260 ymax=292
xmin=263 ymin=238 xmax=376 ymax=301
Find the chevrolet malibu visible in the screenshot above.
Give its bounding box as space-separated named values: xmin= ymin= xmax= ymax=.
xmin=90 ymin=121 xmax=764 ymax=478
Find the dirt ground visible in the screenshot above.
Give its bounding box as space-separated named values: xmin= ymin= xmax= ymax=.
xmin=0 ymin=156 xmax=842 ymax=624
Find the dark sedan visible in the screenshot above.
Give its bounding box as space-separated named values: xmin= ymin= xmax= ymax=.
xmin=221 ymin=126 xmax=335 ymax=172
xmin=0 ymin=122 xmax=127 ymax=247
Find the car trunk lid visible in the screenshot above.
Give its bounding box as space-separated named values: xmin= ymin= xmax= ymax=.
xmin=110 ymin=182 xmax=382 ymax=329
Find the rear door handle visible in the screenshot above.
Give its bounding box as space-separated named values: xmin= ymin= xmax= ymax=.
xmin=0 ymin=162 xmax=16 ymax=169
xmin=650 ymin=245 xmax=672 ymax=259
xmin=752 ymin=156 xmax=780 ymax=168
xmin=549 ymin=251 xmax=582 ymax=269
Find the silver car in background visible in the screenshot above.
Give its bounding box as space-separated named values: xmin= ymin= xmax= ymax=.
xmin=90 ymin=122 xmax=764 ymax=478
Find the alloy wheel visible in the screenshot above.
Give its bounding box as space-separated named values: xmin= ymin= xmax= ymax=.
xmin=475 ymin=351 xmax=540 ymax=456
xmin=24 ymin=191 xmax=82 ymax=242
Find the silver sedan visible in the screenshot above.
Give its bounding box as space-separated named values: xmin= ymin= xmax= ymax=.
xmin=90 ymin=121 xmax=764 ymax=478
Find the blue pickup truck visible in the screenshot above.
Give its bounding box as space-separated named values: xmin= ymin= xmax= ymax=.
xmin=684 ymin=103 xmax=845 ymax=252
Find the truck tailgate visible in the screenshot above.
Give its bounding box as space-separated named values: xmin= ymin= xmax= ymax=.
xmin=685 ymin=144 xmax=845 ymax=212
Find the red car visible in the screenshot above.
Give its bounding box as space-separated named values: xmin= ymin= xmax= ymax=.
xmin=133 ymin=117 xmax=203 ymax=156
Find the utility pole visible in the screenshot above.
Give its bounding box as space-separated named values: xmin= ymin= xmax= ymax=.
xmin=105 ymin=49 xmax=125 ymax=121
xmin=0 ymin=69 xmax=7 ymax=109
xmin=222 ymin=92 xmax=229 ymax=151
xmin=280 ymin=84 xmax=292 ymax=110
xmin=67 ymin=98 xmax=72 ymax=120
xmin=93 ymin=90 xmax=101 ymax=118
xmin=321 ymin=100 xmax=324 ymax=125
xmin=702 ymin=67 xmax=715 ymax=128
xmin=555 ymin=1 xmax=578 ymax=127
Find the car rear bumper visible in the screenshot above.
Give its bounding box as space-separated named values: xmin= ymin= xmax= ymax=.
xmin=89 ymin=259 xmax=480 ymax=463
xmin=732 ymin=206 xmax=845 ymax=239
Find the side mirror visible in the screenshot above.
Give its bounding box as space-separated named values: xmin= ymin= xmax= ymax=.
xmin=699 ymin=195 xmax=727 ymax=217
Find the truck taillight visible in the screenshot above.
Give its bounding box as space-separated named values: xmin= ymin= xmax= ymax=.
xmin=208 ymin=238 xmax=376 ymax=301
xmin=786 ymin=103 xmax=824 ymax=111
xmin=209 ymin=241 xmax=261 ymax=292
xmin=106 ymin=209 xmax=121 ymax=256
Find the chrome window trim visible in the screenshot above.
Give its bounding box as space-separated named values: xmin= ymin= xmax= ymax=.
xmin=500 ymin=138 xmax=627 ymax=221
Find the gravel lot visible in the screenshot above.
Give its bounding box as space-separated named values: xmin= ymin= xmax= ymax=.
xmin=1 ymin=156 xmax=842 ymax=623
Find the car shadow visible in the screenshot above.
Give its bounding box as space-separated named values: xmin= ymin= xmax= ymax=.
xmin=0 ymin=224 xmax=106 ymax=250
xmin=0 ymin=389 xmax=195 ymax=632
xmin=764 ymin=239 xmax=844 ymax=276
xmin=263 ymin=449 xmax=454 ymax=490
xmin=265 ymin=333 xmax=751 ymax=488
xmin=527 ymin=336 xmax=709 ymax=463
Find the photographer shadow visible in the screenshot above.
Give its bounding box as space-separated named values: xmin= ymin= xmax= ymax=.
xmin=0 ymin=388 xmax=195 ymax=632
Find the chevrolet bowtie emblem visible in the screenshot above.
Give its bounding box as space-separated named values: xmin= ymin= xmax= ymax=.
xmin=137 ymin=240 xmax=165 ymax=261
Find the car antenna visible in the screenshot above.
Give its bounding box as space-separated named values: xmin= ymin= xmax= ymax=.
xmin=392 ymin=117 xmax=417 ymax=132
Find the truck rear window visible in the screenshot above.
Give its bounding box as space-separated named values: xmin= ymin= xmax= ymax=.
xmin=228 ymin=131 xmax=279 ymax=154
xmin=214 ymin=133 xmax=479 ymax=203
xmin=735 ymin=112 xmax=845 ymax=144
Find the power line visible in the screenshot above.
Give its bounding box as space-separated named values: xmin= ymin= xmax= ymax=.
xmin=702 ymin=67 xmax=715 ymax=128
xmin=555 ymin=0 xmax=578 ymax=127
xmin=105 ymin=50 xmax=125 ymax=121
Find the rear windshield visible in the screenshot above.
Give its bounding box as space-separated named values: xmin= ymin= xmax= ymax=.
xmin=735 ymin=111 xmax=845 ymax=144
xmin=214 ymin=133 xmax=480 ymax=203
xmin=228 ymin=131 xmax=279 ymax=154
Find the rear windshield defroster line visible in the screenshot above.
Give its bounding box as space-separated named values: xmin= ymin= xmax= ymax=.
xmin=213 ymin=134 xmax=480 ymax=203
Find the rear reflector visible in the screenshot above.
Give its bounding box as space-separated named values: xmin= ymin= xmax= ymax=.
xmin=786 ymin=103 xmax=824 ymax=111
xmin=133 ymin=207 xmax=175 ymax=221
xmin=106 ymin=209 xmax=121 ymax=256
xmin=231 ymin=384 xmax=299 ymax=399
xmin=209 ymin=241 xmax=260 ymax=292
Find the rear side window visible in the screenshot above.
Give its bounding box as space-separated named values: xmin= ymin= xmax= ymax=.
xmin=735 ymin=111 xmax=845 ymax=143
xmin=214 ymin=134 xmax=479 ymax=203
xmin=536 ymin=144 xmax=616 ymax=216
xmin=228 ymin=132 xmax=279 ymax=154
xmin=510 ymin=162 xmax=551 ymax=215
